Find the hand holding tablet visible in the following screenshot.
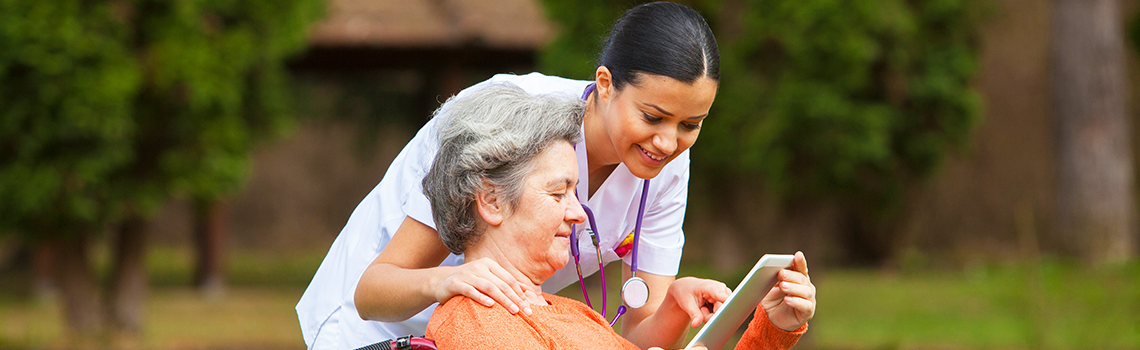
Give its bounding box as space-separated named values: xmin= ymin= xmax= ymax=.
xmin=685 ymin=254 xmax=803 ymax=350
xmin=761 ymin=251 xmax=815 ymax=333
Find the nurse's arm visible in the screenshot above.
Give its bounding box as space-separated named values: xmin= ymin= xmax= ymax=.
xmin=618 ymin=266 xmax=689 ymax=349
xmin=354 ymin=216 xmax=532 ymax=322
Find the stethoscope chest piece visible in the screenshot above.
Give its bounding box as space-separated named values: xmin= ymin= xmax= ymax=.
xmin=621 ymin=276 xmax=649 ymax=309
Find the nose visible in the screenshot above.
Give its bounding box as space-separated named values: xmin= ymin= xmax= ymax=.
xmin=653 ymin=126 xmax=678 ymax=155
xmin=566 ymin=194 xmax=587 ymax=224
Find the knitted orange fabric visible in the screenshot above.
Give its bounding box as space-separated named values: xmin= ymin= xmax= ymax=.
xmin=427 ymin=293 xmax=806 ymax=350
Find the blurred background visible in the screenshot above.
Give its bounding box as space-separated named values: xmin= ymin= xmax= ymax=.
xmin=1 ymin=0 xmax=1139 ymax=349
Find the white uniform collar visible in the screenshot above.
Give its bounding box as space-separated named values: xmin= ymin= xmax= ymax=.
xmin=575 ymin=123 xmax=590 ymax=204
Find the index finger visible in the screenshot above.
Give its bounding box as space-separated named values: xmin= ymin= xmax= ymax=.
xmin=482 ymin=260 xmax=533 ymax=314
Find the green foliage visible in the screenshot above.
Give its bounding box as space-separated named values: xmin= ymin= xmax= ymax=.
xmin=1130 ymin=11 xmax=1140 ymax=54
xmin=0 ymin=0 xmax=323 ymax=237
xmin=125 ymin=0 xmax=323 ymax=206
xmin=0 ymin=1 xmax=140 ymax=234
xmin=538 ymin=0 xmax=639 ymax=81
xmin=701 ymin=0 xmax=983 ymax=209
xmin=539 ymin=0 xmax=983 ymax=210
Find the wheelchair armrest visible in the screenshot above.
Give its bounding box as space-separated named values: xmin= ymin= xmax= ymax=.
xmin=354 ymin=335 xmax=437 ymax=350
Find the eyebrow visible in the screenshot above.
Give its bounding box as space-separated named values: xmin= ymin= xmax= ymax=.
xmin=546 ymin=177 xmax=577 ymax=189
xmin=643 ymin=103 xmax=675 ymax=117
xmin=643 ymin=102 xmax=708 ymax=120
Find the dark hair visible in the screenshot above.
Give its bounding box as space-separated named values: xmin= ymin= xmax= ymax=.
xmin=597 ymin=1 xmax=720 ymax=90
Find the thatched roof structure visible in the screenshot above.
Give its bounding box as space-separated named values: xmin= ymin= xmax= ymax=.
xmin=291 ymin=0 xmax=558 ymax=118
xmin=308 ymin=0 xmax=554 ymax=49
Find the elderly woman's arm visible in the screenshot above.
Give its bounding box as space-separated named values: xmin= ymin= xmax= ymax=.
xmin=734 ymin=306 xmax=808 ymax=350
xmin=354 ymin=217 xmax=533 ymax=321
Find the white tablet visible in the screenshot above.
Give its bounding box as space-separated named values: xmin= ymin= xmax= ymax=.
xmin=685 ymin=254 xmax=795 ymax=350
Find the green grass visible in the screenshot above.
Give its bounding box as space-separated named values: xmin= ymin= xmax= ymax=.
xmin=0 ymin=247 xmax=1137 ymax=349
xmin=144 ymin=246 xmax=328 ymax=287
xmin=0 ymin=286 xmax=306 ymax=350
xmin=809 ymin=261 xmax=1140 ymax=350
xmin=0 ymin=246 xmax=325 ymax=349
xmin=559 ymin=259 xmax=1140 ymax=350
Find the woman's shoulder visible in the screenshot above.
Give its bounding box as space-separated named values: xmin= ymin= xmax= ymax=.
xmin=541 ymin=293 xmax=588 ymax=310
xmin=427 ymin=296 xmax=552 ymax=349
xmin=426 ymin=297 xmax=502 ymax=339
xmin=660 ymin=148 xmax=691 ymax=179
xmin=428 ymin=296 xmax=495 ymax=327
xmin=460 ymin=72 xmax=592 ymax=98
xmin=541 ymin=293 xmax=609 ymax=324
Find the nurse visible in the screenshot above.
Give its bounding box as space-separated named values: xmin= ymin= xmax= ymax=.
xmin=297 ymin=2 xmax=789 ymax=349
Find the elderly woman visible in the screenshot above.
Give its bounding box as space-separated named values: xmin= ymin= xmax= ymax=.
xmin=419 ymin=83 xmax=814 ymax=350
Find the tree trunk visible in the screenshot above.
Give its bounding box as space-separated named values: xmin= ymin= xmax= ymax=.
xmin=32 ymin=241 xmax=58 ymax=303
xmin=105 ymin=214 xmax=148 ymax=335
xmin=1052 ymin=0 xmax=1135 ymax=263
xmin=193 ymin=197 xmax=227 ymax=297
xmin=51 ymin=231 xmax=102 ymax=340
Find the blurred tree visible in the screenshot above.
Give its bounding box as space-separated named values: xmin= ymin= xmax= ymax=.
xmin=0 ymin=0 xmax=322 ymax=341
xmin=123 ymin=0 xmax=323 ymax=300
xmin=1054 ymin=0 xmax=1133 ymax=263
xmin=537 ymin=0 xmax=631 ymax=81
xmin=539 ymin=0 xmax=983 ymax=265
xmin=0 ymin=1 xmax=139 ymax=337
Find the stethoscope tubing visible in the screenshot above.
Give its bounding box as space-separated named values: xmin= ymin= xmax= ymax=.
xmin=573 ymin=82 xmax=653 ymax=326
xmin=572 ymin=178 xmax=651 ymax=326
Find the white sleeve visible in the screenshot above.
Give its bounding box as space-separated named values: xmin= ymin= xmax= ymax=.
xmin=399 ymin=119 xmax=440 ymax=230
xmin=622 ymin=151 xmax=690 ymax=277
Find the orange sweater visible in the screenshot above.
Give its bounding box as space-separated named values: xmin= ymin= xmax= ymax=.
xmin=427 ymin=293 xmax=806 ymax=350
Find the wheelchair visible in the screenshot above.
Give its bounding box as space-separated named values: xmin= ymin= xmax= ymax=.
xmin=354 ymin=335 xmax=437 ymax=350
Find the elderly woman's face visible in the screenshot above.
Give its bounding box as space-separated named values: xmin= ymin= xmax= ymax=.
xmin=497 ymin=141 xmax=587 ymax=281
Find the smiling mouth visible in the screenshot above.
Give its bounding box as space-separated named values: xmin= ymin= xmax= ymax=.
xmin=637 ymin=144 xmax=666 ymax=161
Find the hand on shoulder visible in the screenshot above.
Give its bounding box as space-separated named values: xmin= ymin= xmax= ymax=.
xmin=433 ymin=257 xmax=533 ymax=316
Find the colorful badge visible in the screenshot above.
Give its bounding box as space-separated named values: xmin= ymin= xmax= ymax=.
xmin=613 ymin=231 xmax=636 ymax=258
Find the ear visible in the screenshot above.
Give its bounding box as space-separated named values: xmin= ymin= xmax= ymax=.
xmin=474 ymin=183 xmax=505 ymax=227
xmin=595 ymin=66 xmax=614 ymax=102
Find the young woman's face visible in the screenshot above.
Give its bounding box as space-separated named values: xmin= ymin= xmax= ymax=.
xmin=596 ymin=71 xmax=718 ymax=179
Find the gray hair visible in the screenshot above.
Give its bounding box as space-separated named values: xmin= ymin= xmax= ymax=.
xmin=423 ymin=83 xmax=585 ymax=254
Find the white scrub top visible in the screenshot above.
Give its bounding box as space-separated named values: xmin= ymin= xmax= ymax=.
xmin=296 ymin=72 xmax=691 ymax=349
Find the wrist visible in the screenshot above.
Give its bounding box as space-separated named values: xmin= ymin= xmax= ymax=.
xmin=424 ymin=265 xmax=453 ymax=302
xmin=762 ymin=306 xmax=806 ymax=333
xmin=656 ymin=286 xmax=691 ymax=326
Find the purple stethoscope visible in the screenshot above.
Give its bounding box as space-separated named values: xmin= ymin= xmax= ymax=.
xmin=570 ymin=179 xmax=651 ymax=328
xmin=571 ymin=83 xmax=652 ymax=327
